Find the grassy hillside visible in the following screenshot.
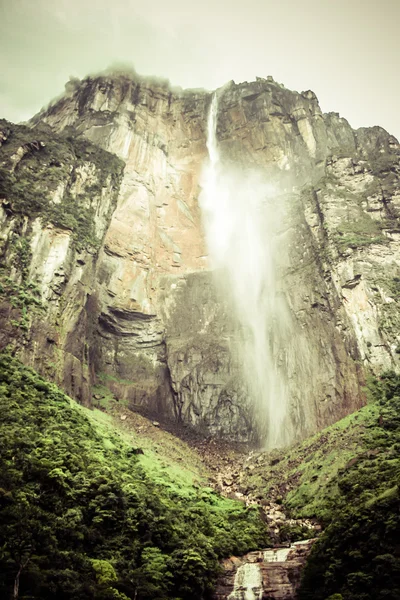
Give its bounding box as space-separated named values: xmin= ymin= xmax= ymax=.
xmin=0 ymin=352 xmax=269 ymax=600
xmin=1 ymin=347 xmax=399 ymax=600
xmin=298 ymin=374 xmax=400 ymax=600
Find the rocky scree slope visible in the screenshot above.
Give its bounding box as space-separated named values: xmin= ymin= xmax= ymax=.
xmin=1 ymin=71 xmax=400 ymax=442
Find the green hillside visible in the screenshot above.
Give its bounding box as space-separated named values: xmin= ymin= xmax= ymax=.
xmin=240 ymin=374 xmax=400 ymax=600
xmin=0 ymin=352 xmax=269 ymax=600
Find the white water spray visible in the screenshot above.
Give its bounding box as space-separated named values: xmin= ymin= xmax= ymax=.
xmin=200 ymin=93 xmax=291 ymax=447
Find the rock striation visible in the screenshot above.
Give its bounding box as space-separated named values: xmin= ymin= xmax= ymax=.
xmin=1 ymin=71 xmax=400 ymax=441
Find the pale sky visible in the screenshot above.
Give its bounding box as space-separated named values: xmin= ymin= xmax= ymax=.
xmin=0 ymin=0 xmax=399 ymax=138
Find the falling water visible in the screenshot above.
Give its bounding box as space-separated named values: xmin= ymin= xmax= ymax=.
xmin=200 ymin=92 xmax=291 ymax=447
xmin=227 ymin=563 xmax=263 ymax=600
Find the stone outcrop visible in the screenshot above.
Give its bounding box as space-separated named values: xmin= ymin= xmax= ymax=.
xmin=1 ymin=71 xmax=400 ymax=441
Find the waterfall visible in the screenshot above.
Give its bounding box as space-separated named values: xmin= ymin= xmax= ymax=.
xmin=228 ymin=563 xmax=263 ymax=600
xmin=199 ymin=92 xmax=291 ymax=447
xmin=263 ymin=547 xmax=292 ymax=562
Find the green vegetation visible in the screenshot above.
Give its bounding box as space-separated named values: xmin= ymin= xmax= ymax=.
xmin=313 ymin=153 xmax=400 ymax=256
xmin=333 ymin=214 xmax=387 ymax=251
xmin=386 ymin=276 xmax=400 ymax=299
xmin=240 ymin=403 xmax=381 ymax=522
xmin=298 ymin=372 xmax=400 ymax=600
xmin=0 ymin=119 xmax=124 ymax=250
xmin=370 ymin=153 xmax=399 ymax=178
xmin=0 ymin=352 xmax=269 ymax=600
xmin=78 ymin=401 xmax=209 ymax=496
xmin=371 ymin=276 xmax=400 ymax=341
xmin=237 ymin=372 xmax=400 ymax=599
xmin=0 ymin=275 xmax=42 ymax=331
xmin=0 ymin=234 xmax=43 ymax=332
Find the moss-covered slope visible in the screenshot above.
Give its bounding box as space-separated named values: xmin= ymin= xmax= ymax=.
xmin=0 ymin=352 xmax=269 ymax=600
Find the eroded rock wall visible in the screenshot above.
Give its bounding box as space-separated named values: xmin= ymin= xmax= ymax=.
xmin=0 ymin=119 xmax=124 ymax=404
xmin=30 ymin=75 xmax=211 ymax=418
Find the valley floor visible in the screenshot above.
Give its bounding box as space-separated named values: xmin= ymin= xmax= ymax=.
xmin=1 ymin=353 xmax=399 ymax=600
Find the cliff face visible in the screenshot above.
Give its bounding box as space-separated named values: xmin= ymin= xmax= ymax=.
xmin=0 ymin=119 xmax=123 ymax=404
xmin=1 ymin=72 xmax=400 ymax=442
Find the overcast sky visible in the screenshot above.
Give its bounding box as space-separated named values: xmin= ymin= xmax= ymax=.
xmin=1 ymin=0 xmax=399 ymax=138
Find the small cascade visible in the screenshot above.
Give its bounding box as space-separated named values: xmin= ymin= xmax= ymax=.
xmin=214 ymin=539 xmax=316 ymax=600
xmin=263 ymin=547 xmax=292 ymax=563
xmin=228 ymin=563 xmax=263 ymax=600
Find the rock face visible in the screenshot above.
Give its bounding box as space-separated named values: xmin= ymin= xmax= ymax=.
xmin=214 ymin=540 xmax=315 ymax=599
xmin=0 ymin=119 xmax=123 ymax=404
xmin=1 ymin=71 xmax=400 ymax=441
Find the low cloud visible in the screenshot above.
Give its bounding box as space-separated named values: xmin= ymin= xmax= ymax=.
xmin=0 ymin=0 xmax=399 ymax=138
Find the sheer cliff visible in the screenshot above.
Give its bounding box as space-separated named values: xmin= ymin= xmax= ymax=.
xmin=1 ymin=71 xmax=400 ymax=443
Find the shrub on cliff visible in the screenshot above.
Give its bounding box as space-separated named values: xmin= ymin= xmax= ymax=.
xmin=0 ymin=119 xmax=124 ymax=251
